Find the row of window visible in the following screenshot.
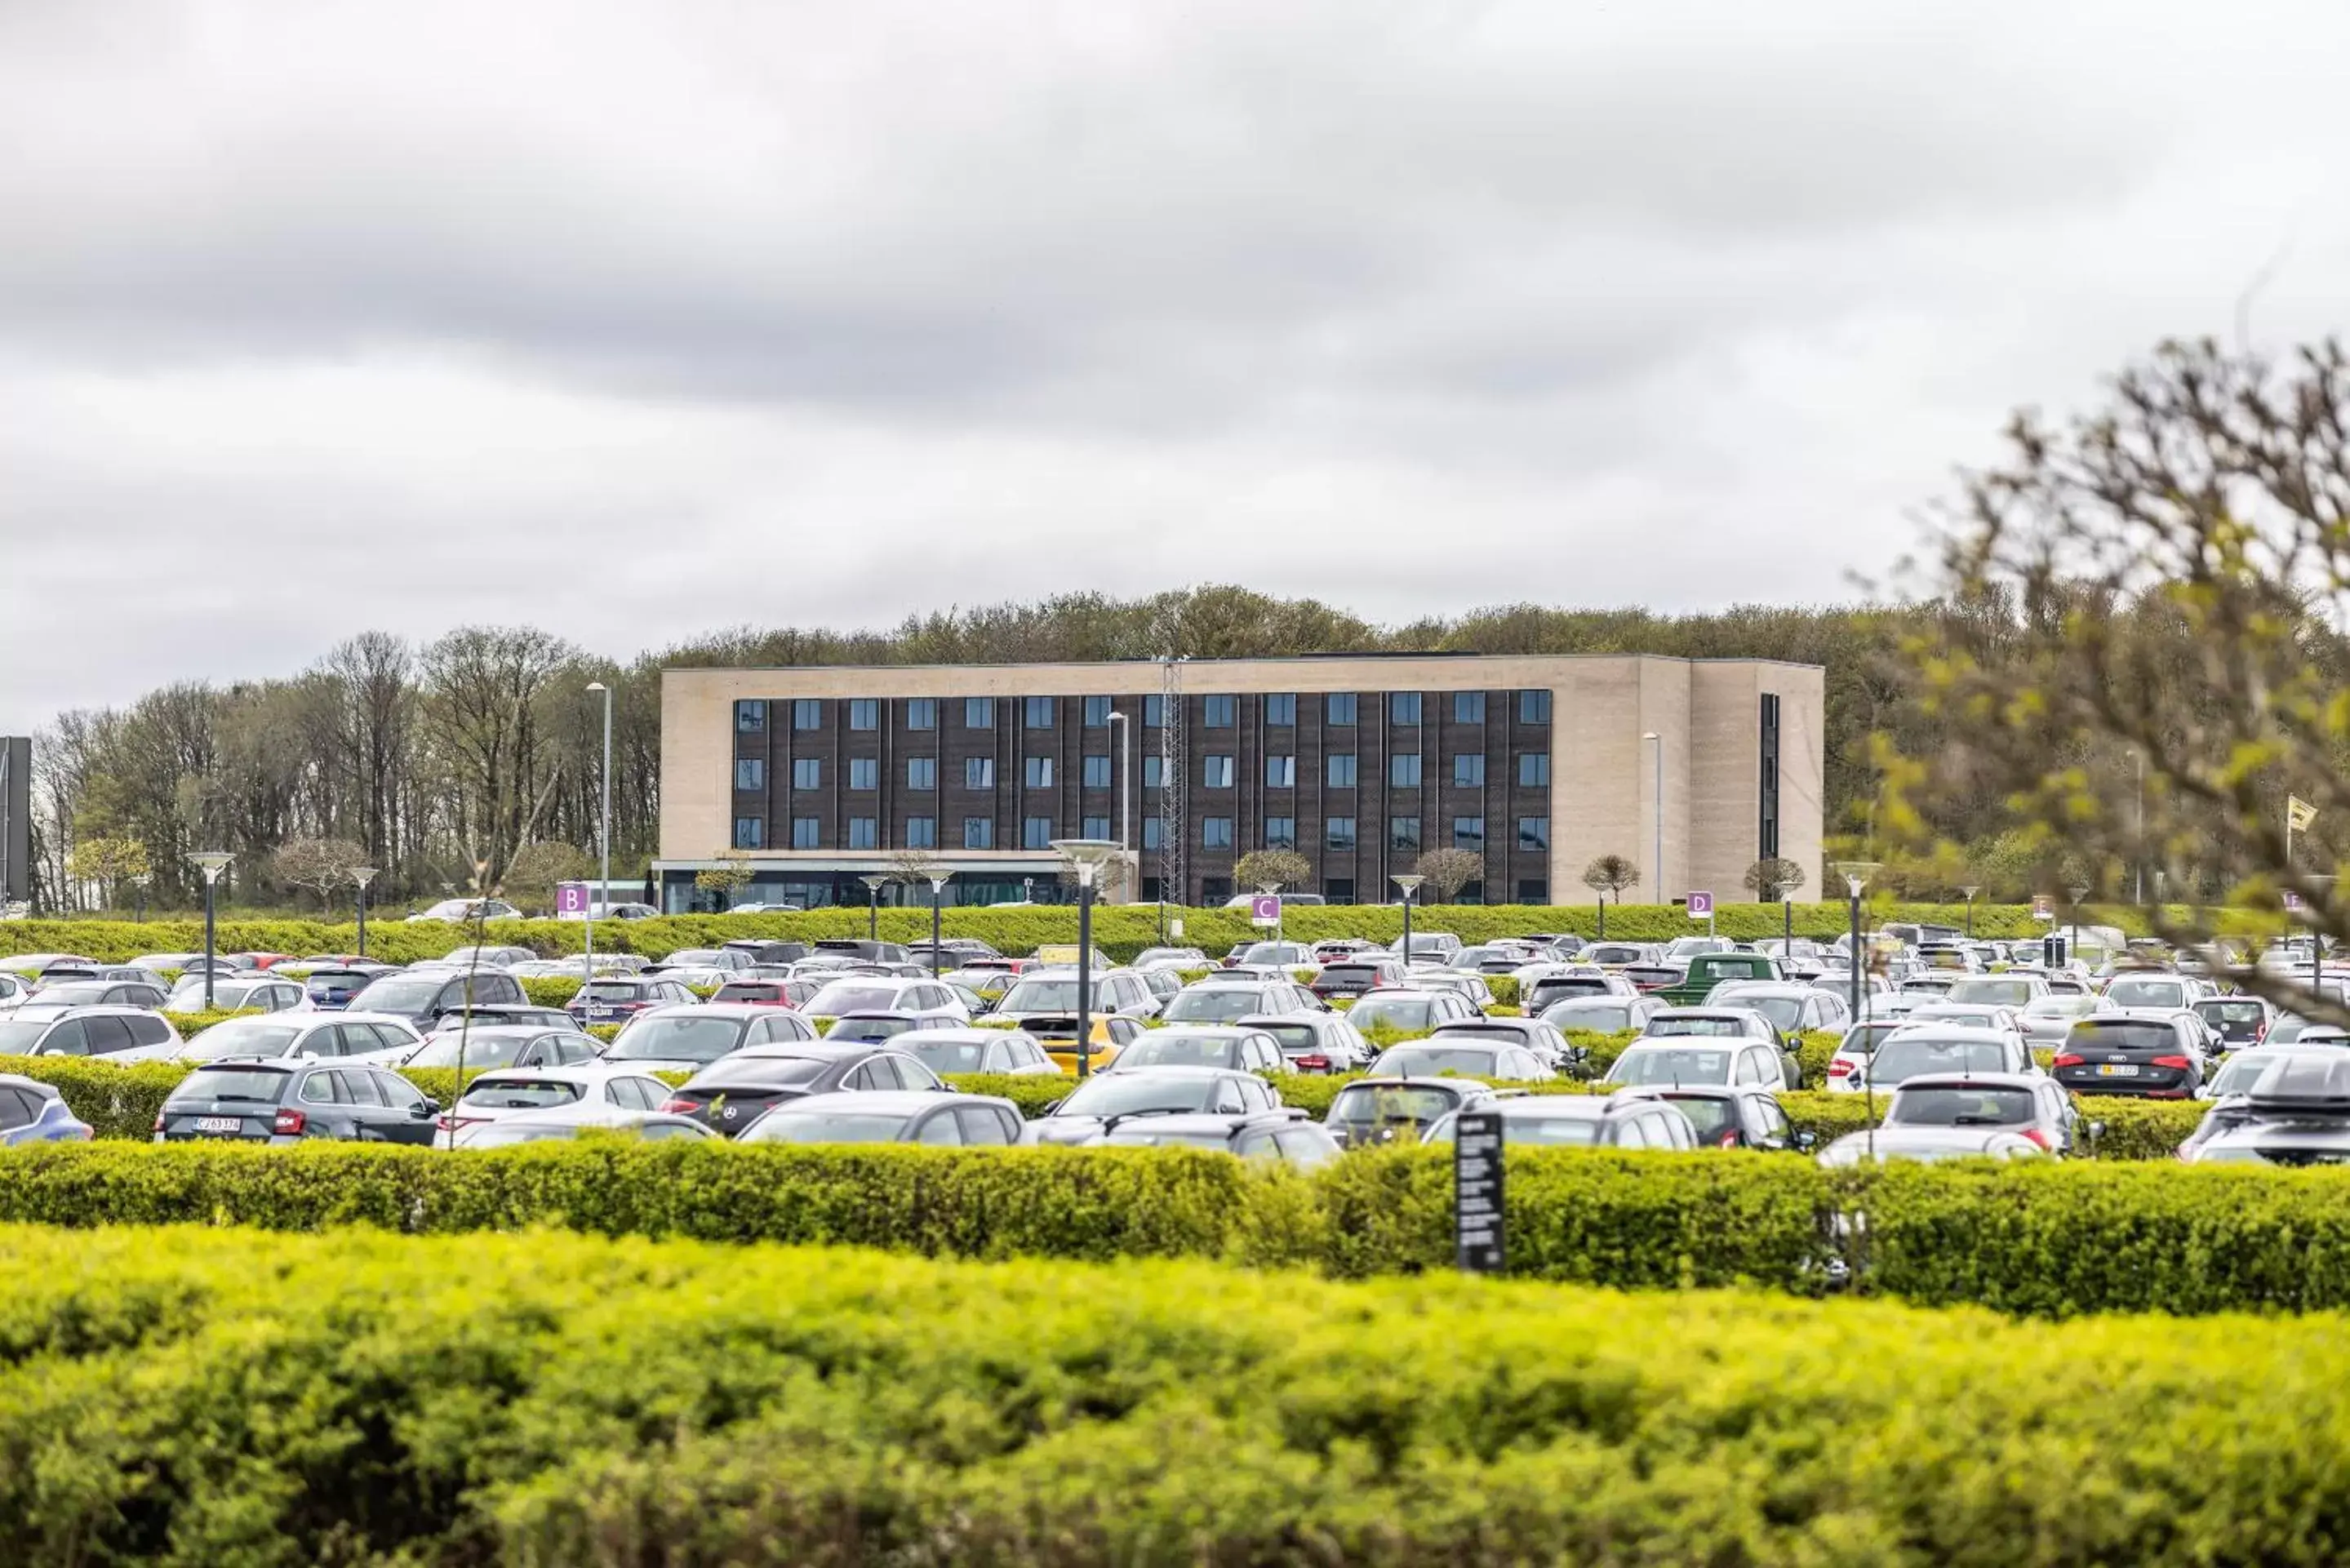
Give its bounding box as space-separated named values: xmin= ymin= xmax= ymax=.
xmin=738 ymin=749 xmax=1557 ymax=794
xmin=735 ymin=814 xmax=1551 ymax=854
xmin=736 ymin=689 xmax=1557 ymax=735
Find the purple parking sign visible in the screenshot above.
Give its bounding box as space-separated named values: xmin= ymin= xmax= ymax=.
xmin=557 ymin=881 xmax=591 ymax=916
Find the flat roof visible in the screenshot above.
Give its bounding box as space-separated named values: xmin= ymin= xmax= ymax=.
xmin=664 ymin=651 xmax=1824 ymax=675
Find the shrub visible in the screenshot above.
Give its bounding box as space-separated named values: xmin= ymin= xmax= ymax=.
xmin=520 ymin=975 xmax=584 ymax=1006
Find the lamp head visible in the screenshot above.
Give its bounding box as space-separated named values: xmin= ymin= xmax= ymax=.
xmin=1960 ymin=885 xmax=1980 ymax=900
xmin=860 ymin=875 xmax=889 ymax=893
xmin=2068 ymin=884 xmax=2090 ymax=904
xmin=1829 ymin=860 xmax=1882 ymax=899
xmin=586 ymin=681 xmax=608 ymax=694
xmin=189 ymin=851 xmax=233 ymax=884
xmin=929 ymin=876 xmax=948 ymax=892
xmin=1391 ymin=873 xmax=1425 ymax=898
xmin=1051 ymin=837 xmax=1121 ymax=888
xmin=351 ymin=866 xmax=379 ymax=891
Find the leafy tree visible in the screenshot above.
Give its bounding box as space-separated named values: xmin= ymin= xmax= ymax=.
xmin=270 ymin=837 xmax=371 ymax=912
xmin=1412 ymin=847 xmax=1484 ymax=903
xmin=64 ymin=836 xmax=150 ymax=910
xmin=1233 ymin=849 xmax=1313 ymax=892
xmin=1743 ymin=857 xmax=1807 ymax=902
xmin=503 ymin=841 xmax=593 ymax=913
xmin=694 ymin=850 xmax=755 ymax=907
xmin=1580 ymin=854 xmax=1640 ymax=904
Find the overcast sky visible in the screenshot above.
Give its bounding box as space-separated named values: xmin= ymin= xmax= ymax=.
xmin=6 ymin=0 xmax=2348 ymax=722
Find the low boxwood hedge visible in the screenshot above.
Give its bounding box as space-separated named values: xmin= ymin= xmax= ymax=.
xmin=14 ymin=1221 xmax=2350 ymax=1565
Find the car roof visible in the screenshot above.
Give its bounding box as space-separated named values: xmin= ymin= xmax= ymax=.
xmin=763 ymin=1090 xmax=1011 ymax=1115
xmin=1331 ymin=1075 xmax=1489 ymax=1091
xmin=1430 ymin=1018 xmax=1536 ymax=1033
xmin=735 ymin=1042 xmax=881 ymax=1061
xmin=469 ymin=1064 xmax=660 ymax=1082
xmin=1647 ymin=1008 xmax=1767 ymax=1022
xmin=1881 ymin=1025 xmax=2014 ymax=1043
xmin=1888 ymin=1072 xmax=2044 ymax=1091
xmin=0 ymin=1073 xmax=63 ymax=1097
xmin=1140 ymin=1024 xmax=1266 ymax=1039
xmin=1078 ymin=1064 xmax=1252 ymax=1080
xmin=892 ymin=1026 xmax=1033 ymax=1044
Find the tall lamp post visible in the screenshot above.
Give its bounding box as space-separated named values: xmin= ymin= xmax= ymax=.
xmin=1393 ymin=873 xmax=1425 ymax=970
xmin=189 ymin=851 xmax=233 ymax=1011
xmin=1960 ymin=885 xmax=1979 ymax=939
xmin=353 ymin=866 xmax=379 ymax=959
xmin=2303 ymin=875 xmax=2339 ymax=1007
xmin=586 ymin=681 xmax=613 ymax=966
xmin=2129 ymin=749 xmax=2145 ymax=905
xmin=133 ymin=872 xmax=149 ymax=924
xmin=860 ymin=874 xmax=888 ymax=942
xmin=1830 ymin=860 xmax=1883 ymax=1153
xmin=929 ymin=876 xmax=948 ymax=978
xmin=2068 ymin=883 xmax=2090 ymax=966
xmin=1782 ymin=891 xmax=1793 ymax=951
xmin=1642 ymin=732 xmax=1663 ymax=906
xmin=1051 ymin=839 xmax=1121 ymax=1080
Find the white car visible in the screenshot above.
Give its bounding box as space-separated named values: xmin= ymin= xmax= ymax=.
xmin=125 ymin=1011 xmax=422 ymax=1065
xmin=161 ymin=975 xmax=313 ymax=1016
xmin=405 ymin=899 xmax=522 ymax=923
xmin=1237 ymin=1011 xmax=1374 ymax=1073
xmin=1607 ymin=1037 xmax=1794 ymax=1093
xmin=1823 ymin=1018 xmax=1908 ymax=1093
xmin=1863 ymin=1026 xmax=2041 ymax=1095
xmin=437 ymin=1064 xmax=677 ymax=1148
xmin=799 ymin=976 xmax=972 ymax=1027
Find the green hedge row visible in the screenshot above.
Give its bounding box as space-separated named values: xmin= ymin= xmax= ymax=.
xmin=0 ymin=1140 xmax=2339 ymax=1317
xmin=0 ymin=898 xmax=2083 ymax=966
xmin=18 ymin=1222 xmax=2350 ymax=1565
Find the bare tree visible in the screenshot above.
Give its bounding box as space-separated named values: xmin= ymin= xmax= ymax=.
xmin=1580 ymin=854 xmax=1640 ymax=904
xmin=1744 ymin=857 xmax=1808 ymax=902
xmin=504 ymin=841 xmax=593 ymax=914
xmin=886 ymin=846 xmax=948 ymax=887
xmin=1412 ymin=847 xmax=1485 ymax=903
xmin=1233 ymin=848 xmax=1313 ymax=892
xmin=271 ymin=837 xmax=371 ymax=912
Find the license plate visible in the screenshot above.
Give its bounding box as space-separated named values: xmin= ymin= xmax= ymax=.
xmin=2096 ymin=1064 xmax=2139 ymax=1077
xmin=193 ymin=1116 xmax=244 ymax=1133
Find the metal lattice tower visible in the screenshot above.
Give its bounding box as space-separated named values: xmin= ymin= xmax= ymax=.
xmin=1158 ymin=656 xmax=1185 ymax=904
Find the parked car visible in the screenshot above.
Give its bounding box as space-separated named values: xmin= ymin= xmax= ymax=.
xmin=600 ymin=1004 xmax=820 ymax=1075
xmin=735 ymin=1089 xmax=1023 ymax=1146
xmin=1426 ymin=1015 xmax=1577 ymax=1069
xmin=1608 ymin=1037 xmax=1792 ymax=1092
xmin=439 ymin=944 xmax=537 ymax=970
xmin=0 ymin=1006 xmax=181 ymax=1059
xmin=1366 ymin=1038 xmax=1554 ymax=1082
xmin=395 ymin=1025 xmax=601 ymax=1071
xmin=1344 ymin=989 xmax=1480 ymax=1037
xmin=566 ymin=975 xmax=702 ymax=1028
xmin=2100 ymin=973 xmax=2209 ymax=1012
xmin=11 ymin=979 xmax=169 ymax=1016
xmin=405 ymin=899 xmax=522 ymax=923
xmin=2193 ymin=996 xmax=2276 ymax=1050
xmin=1524 ymin=972 xmax=1637 ymax=1012
xmin=2019 ymin=993 xmax=2102 ymax=1051
xmin=1864 ymin=1027 xmax=2039 ymax=1094
xmin=1944 ymin=975 xmax=2052 ymax=1008
xmin=660 ymin=1046 xmax=946 ymax=1135
xmin=993 ymin=967 xmax=1161 ymax=1024
xmin=1823 ymin=1019 xmax=1908 ymax=1093
xmin=1413 ymin=971 xmax=1497 ymax=1009
xmin=1162 ymin=979 xmax=1324 ymax=1024
xmin=162 ymin=975 xmax=311 ymax=1015
xmin=1100 ymin=1027 xmax=1288 ymax=1077
xmin=1322 ymin=1077 xmax=1496 ymax=1148
xmin=1652 ymin=1086 xmax=1806 ymax=1151
xmin=1815 ymin=1126 xmax=2051 ymax=1165
xmin=1659 ymin=951 xmax=1784 ymax=1008
xmin=145 ymin=1012 xmax=423 ymax=1066
xmin=344 ymin=969 xmax=524 ymax=1033
xmin=888 ymin=1027 xmax=1064 ymax=1078
xmin=1704 ymin=981 xmax=1849 ymax=1036
xmin=1538 ymin=995 xmax=1666 ymax=1036
xmin=1237 ymin=1012 xmax=1373 ymax=1073
xmin=1423 ymin=1090 xmax=1700 ymax=1151
xmin=1310 ymin=957 xmax=1406 ymax=1000
xmin=1881 ymin=1073 xmax=2080 ymax=1153
xmin=1133 ymin=947 xmax=1209 ymax=971
xmin=1092 ymin=1108 xmax=1342 ymax=1170
xmin=799 ymin=976 xmax=971 ymax=1027
xmin=154 ymin=1059 xmax=441 ymax=1144
xmin=300 ymin=966 xmax=387 ymax=1011
xmin=0 ymin=1074 xmax=93 ymax=1143
xmin=648 ymin=948 xmax=754 ymax=976
xmin=454 ymin=1107 xmax=717 ymax=1146
xmin=711 ymin=979 xmax=802 ymax=1008
xmin=436 ymin=1064 xmax=674 ymax=1146
xmin=1023 ymin=1068 xmax=1283 ymax=1146
xmin=2050 ymin=1012 xmax=2211 ymax=1099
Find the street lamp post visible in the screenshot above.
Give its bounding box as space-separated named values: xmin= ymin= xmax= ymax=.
xmin=1831 ymin=860 xmax=1884 ymax=1153
xmin=1960 ymin=885 xmax=1980 ymax=939
xmin=353 ymin=866 xmax=379 ymax=959
xmin=1393 ymin=873 xmax=1425 ymax=971
xmin=133 ymin=873 xmax=149 ymax=924
xmin=1782 ymin=892 xmax=1793 ymax=950
xmin=2304 ymin=875 xmax=2339 ymax=1007
xmin=586 ymin=681 xmax=613 ymax=968
xmin=1051 ymin=839 xmax=1121 ymax=1081
xmin=1642 ymin=732 xmax=1663 ymax=905
xmin=929 ymin=876 xmax=948 ymax=978
xmin=2130 ymin=750 xmax=2145 ymax=904
xmin=860 ymin=874 xmax=888 ymax=942
xmin=189 ymin=851 xmax=233 ymax=1011
xmin=2068 ymin=883 xmax=2090 ymax=964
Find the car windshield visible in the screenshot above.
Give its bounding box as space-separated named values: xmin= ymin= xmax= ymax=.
xmin=460 ymin=1078 xmax=584 ymax=1109
xmin=0 ymin=1021 xmax=53 ymax=1054
xmin=1947 ymin=979 xmax=2034 ymax=1006
xmin=713 ymin=984 xmax=781 ymax=1003
xmin=352 ymin=976 xmax=443 ymax=1010
xmin=578 ymin=980 xmax=649 ymax=1001
xmin=1328 ymin=1084 xmax=1457 ymax=1125
xmin=1735 ymin=997 xmax=1803 ymax=1031
xmin=829 ymin=1017 xmax=916 ymax=1042
xmin=741 ymin=1111 xmax=913 ymax=1144
xmin=1871 ymin=1037 xmax=2010 ymax=1083
xmin=2068 ymin=1020 xmax=2181 ymax=1054
xmin=1321 ymin=965 xmax=1386 ymax=984
xmin=2104 ymin=978 xmax=2188 ymax=1008
xmin=1538 ymin=979 xmax=1610 ymax=999
xmin=403 ymin=1033 xmax=528 ymax=1068
xmin=1163 ymin=989 xmax=1267 ymax=1024
xmin=166 ymin=1067 xmax=292 ymax=1105
xmin=1610 ymin=1047 xmax=1733 ymax=1086
xmin=1254 ymin=1024 xmax=1321 ymax=1054
xmin=1545 ymin=1005 xmax=1633 ymax=1033
xmin=35 ymin=983 xmax=113 ymax=1004
xmin=1659 ymin=1097 xmax=1735 ymax=1142
xmin=180 ymin=1022 xmax=302 ymax=1061
xmin=1347 ymin=997 xmax=1435 ymax=1033
xmin=896 ymin=1037 xmax=993 ymax=1074
xmin=804 ymin=983 xmax=904 ymax=1015
xmin=1113 ymin=1035 xmax=1242 ymax=1070
xmin=605 ymin=1016 xmax=747 ymax=1064
xmin=1644 ymin=1018 xmax=1748 ymax=1039
xmin=2199 ymin=1002 xmax=2267 ymax=1025
xmin=1838 ymin=1024 xmax=1901 ymax=1054
xmin=167 ymin=978 xmax=264 ymax=1006
xmin=666 ymin=950 xmax=722 ymax=965
xmin=1374 ymin=1045 xmax=1508 ymax=1079
xmin=1890 ymin=1086 xmax=2037 ymax=1126
xmin=1056 ymin=1075 xmax=1220 ymax=1117
xmin=2025 ymin=997 xmax=2091 ymax=1018
xmin=998 ymin=979 xmax=1084 ymax=1011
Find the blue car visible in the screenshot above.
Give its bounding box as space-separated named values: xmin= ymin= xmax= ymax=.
xmin=0 ymin=1074 xmax=93 ymax=1144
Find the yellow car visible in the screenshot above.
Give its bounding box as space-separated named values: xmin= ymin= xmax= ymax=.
xmin=1042 ymin=1015 xmax=1146 ymax=1075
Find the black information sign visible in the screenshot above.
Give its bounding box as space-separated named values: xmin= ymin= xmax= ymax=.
xmin=1454 ymin=1109 xmax=1505 ymax=1273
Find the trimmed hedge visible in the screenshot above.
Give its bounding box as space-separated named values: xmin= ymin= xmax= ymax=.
xmin=20 ymin=1224 xmax=2350 ymax=1564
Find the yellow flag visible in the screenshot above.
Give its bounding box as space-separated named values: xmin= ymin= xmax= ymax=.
xmin=2290 ymin=796 xmax=2318 ymax=833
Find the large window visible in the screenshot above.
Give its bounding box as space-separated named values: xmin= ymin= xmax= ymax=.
xmin=792 ymin=700 xmax=822 ymax=731
xmin=1453 ymin=691 xmax=1485 ymax=723
xmin=907 ymin=816 xmax=937 ymax=849
xmin=1202 ymin=817 xmax=1234 ymax=850
xmin=964 ymin=817 xmax=994 ymax=850
xmin=791 ymin=758 xmax=821 ymax=791
xmin=1326 ymin=693 xmax=1357 ymax=726
xmin=1023 ymin=816 xmax=1055 ymax=850
xmin=1084 ymin=695 xmax=1112 ymax=726
xmin=846 ymin=817 xmax=878 ymax=850
xmin=1326 ymin=816 xmax=1357 ymax=850
xmin=1326 ymin=753 xmax=1357 ymax=788
xmin=1454 ymin=754 xmax=1485 ymax=787
xmin=965 ymin=757 xmax=995 ymax=789
xmin=908 ymin=756 xmax=937 ymax=790
xmin=1202 ymin=695 xmax=1236 ymax=727
xmin=1264 ymin=816 xmax=1296 ymax=849
xmin=1517 ymin=816 xmax=1550 ymax=851
xmin=1144 ymin=694 xmax=1165 ymax=727
xmin=1454 ymin=816 xmax=1486 ymax=851
xmin=1390 ymin=753 xmax=1422 ymax=788
xmin=1390 ymin=692 xmax=1422 ymax=726
xmin=1202 ymin=755 xmax=1235 ymax=788
xmin=1265 ymin=693 xmax=1296 ymax=726
xmin=1024 ymin=756 xmax=1054 ymax=788
xmin=735 ymin=700 xmax=766 ymax=732
xmin=907 ymin=698 xmax=937 ymax=731
xmin=1082 ymin=753 xmax=1112 ymax=788
xmin=735 ymin=758 xmax=764 ymax=792
xmin=733 ymin=816 xmax=764 ymax=849
xmin=1143 ymin=755 xmax=1165 ymax=788
xmin=1517 ymin=877 xmax=1548 ymax=904
xmin=1390 ymin=816 xmax=1421 ymax=853
xmin=1760 ymin=692 xmax=1783 ymax=860
xmin=791 ymin=817 xmax=820 ymax=849
xmin=1082 ymin=815 xmax=1112 ymax=840
xmin=965 ymin=697 xmax=995 ymax=729
xmin=847 ymin=758 xmax=877 ymax=791
xmin=1024 ymin=696 xmax=1055 ymax=728
xmin=1518 ymin=753 xmax=1550 ymax=788
xmin=1265 ymin=754 xmax=1295 ymax=788
xmin=1143 ymin=818 xmax=1165 ymax=850
xmin=848 ymin=700 xmax=880 ymax=732
xmin=1517 ymin=689 xmax=1552 ymax=724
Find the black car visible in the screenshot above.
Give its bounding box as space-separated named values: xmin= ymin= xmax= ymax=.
xmin=2052 ymin=1014 xmax=2208 ymax=1099
xmin=1322 ymin=1077 xmax=1497 ymax=1148
xmin=1653 ymin=1086 xmax=1807 ymax=1151
xmin=347 ymin=969 xmax=529 ymax=1033
xmin=660 ymin=1045 xmax=945 ymax=1135
xmin=1525 ymin=975 xmax=1627 ymax=1012
xmin=1309 ymin=959 xmax=1404 ymax=1001
xmin=566 ymin=976 xmax=702 ymax=1029
xmin=153 ymin=1059 xmax=439 ymax=1145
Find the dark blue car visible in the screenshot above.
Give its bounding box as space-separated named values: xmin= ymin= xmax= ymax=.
xmin=0 ymin=1074 xmax=94 ymax=1144
xmin=303 ymin=966 xmax=383 ymax=1011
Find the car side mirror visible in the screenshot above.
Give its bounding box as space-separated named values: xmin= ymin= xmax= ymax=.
xmin=2087 ymin=1120 xmax=2107 ymax=1139
xmin=1794 ymin=1130 xmax=1817 ymax=1151
xmin=411 ymin=1100 xmax=437 ymax=1117
xmin=1041 ymin=1097 xmax=1065 ymax=1114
